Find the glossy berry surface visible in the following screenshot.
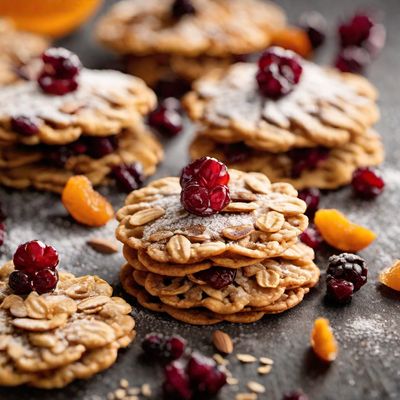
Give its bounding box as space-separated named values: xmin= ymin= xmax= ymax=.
xmin=112 ymin=163 xmax=144 ymax=193
xmin=326 ymin=277 xmax=354 ymax=304
xmin=195 ymin=267 xmax=236 ymax=290
xmin=300 ymin=226 xmax=324 ymax=250
xmin=32 ymin=269 xmax=59 ymax=294
xmin=180 ymin=157 xmax=229 ymax=189
xmin=163 ymin=361 xmax=192 ymax=400
xmin=299 ymin=11 xmax=327 ymax=49
xmin=9 ymin=271 xmax=32 ymax=295
xmin=38 ymin=73 xmax=78 ymax=95
xmin=148 ymin=98 xmax=183 ymax=137
xmin=256 ymin=47 xmax=303 ymax=99
xmin=181 ymin=182 xmax=230 ymax=216
xmin=11 ymin=116 xmax=40 ymax=136
xmin=142 ymin=333 xmax=186 ymax=360
xmin=298 ymin=188 xmax=320 ymax=217
xmin=172 ymin=0 xmax=196 ymax=18
xmin=289 ymin=147 xmax=330 ymax=178
xmin=335 ymin=46 xmax=371 ymax=73
xmin=283 ymin=390 xmax=309 ymax=400
xmin=351 ymin=167 xmax=385 ymax=199
xmin=327 ymin=253 xmax=367 ymax=292
xmin=220 ymin=142 xmax=253 ymax=164
xmin=13 ymin=240 xmax=59 ymax=274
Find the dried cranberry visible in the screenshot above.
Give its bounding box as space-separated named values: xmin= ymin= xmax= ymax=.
xmin=172 ymin=0 xmax=196 ymax=18
xmin=38 ymin=73 xmax=78 ymax=96
xmin=298 ymin=188 xmax=320 ymax=217
xmin=289 ymin=147 xmax=330 ymax=178
xmin=326 ymin=277 xmax=354 ymax=304
xmin=351 ymin=167 xmax=384 ymax=199
xmin=148 ymin=98 xmax=183 ymax=137
xmin=70 ymin=141 xmax=88 ymax=155
xmin=283 ymin=390 xmax=309 ymax=400
xmin=86 ymin=136 xmax=118 ymax=159
xmin=299 ymin=11 xmax=327 ymax=49
xmin=165 ymin=336 xmax=187 ymax=360
xmin=112 ymin=163 xmax=144 ymax=193
xmin=155 ymin=78 xmax=191 ymax=100
xmin=334 ymin=46 xmax=371 ymax=73
xmin=32 ymin=269 xmax=59 ymax=294
xmin=181 ymin=182 xmax=230 ymax=216
xmin=142 ymin=333 xmax=186 ymax=360
xmin=0 ymin=223 xmax=5 ymax=247
xmin=11 ymin=116 xmax=40 ymax=136
xmin=219 ymin=142 xmax=253 ymax=164
xmin=300 ymin=226 xmax=323 ymax=250
xmin=256 ymin=47 xmax=303 ymax=99
xmin=142 ymin=333 xmax=165 ymax=357
xmin=327 ymin=253 xmax=367 ymax=292
xmin=13 ymin=240 xmax=59 ymax=274
xmin=180 ymin=157 xmax=229 ymax=189
xmin=163 ymin=361 xmax=192 ymax=400
xmin=195 ymin=267 xmax=236 ymax=290
xmin=8 ymin=271 xmax=32 ymax=295
xmin=46 ymin=146 xmax=73 ymax=168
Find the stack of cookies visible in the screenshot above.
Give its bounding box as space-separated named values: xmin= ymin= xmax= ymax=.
xmin=96 ymin=0 xmax=286 ymax=88
xmin=116 ymin=168 xmax=319 ymax=325
xmin=186 ymin=47 xmax=384 ymax=189
xmin=0 ymin=48 xmax=163 ymax=193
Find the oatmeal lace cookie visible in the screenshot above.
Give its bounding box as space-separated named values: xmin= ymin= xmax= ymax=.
xmin=0 ymin=261 xmax=135 ymax=388
xmin=116 ymin=170 xmax=308 ymax=265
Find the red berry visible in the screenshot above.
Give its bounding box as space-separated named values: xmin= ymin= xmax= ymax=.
xmin=11 ymin=116 xmax=40 ymax=136
xmin=180 ymin=157 xmax=229 ymax=189
xmin=219 ymin=142 xmax=253 ymax=164
xmin=335 ymin=46 xmax=371 ymax=73
xmin=165 ymin=336 xmax=187 ymax=360
xmin=38 ymin=73 xmax=78 ymax=96
xmin=148 ymin=98 xmax=183 ymax=137
xmin=298 ymin=188 xmax=320 ymax=217
xmin=256 ymin=47 xmax=303 ymax=99
xmin=112 ymin=163 xmax=144 ymax=193
xmin=45 ymin=146 xmax=73 ymax=168
xmin=181 ymin=182 xmax=230 ymax=216
xmin=299 ymin=11 xmax=327 ymax=49
xmin=326 ymin=277 xmax=354 ymax=304
xmin=155 ymin=78 xmax=191 ymax=100
xmin=283 ymin=390 xmax=309 ymax=400
xmin=195 ymin=267 xmax=236 ymax=290
xmin=32 ymin=269 xmax=59 ymax=294
xmin=86 ymin=136 xmax=118 ymax=159
xmin=142 ymin=333 xmax=186 ymax=360
xmin=9 ymin=271 xmax=32 ymax=295
xmin=351 ymin=167 xmax=384 ymax=199
xmin=13 ymin=240 xmax=59 ymax=274
xmin=289 ymin=147 xmax=330 ymax=178
xmin=163 ymin=361 xmax=192 ymax=400
xmin=300 ymin=226 xmax=324 ymax=250
xmin=172 ymin=0 xmax=196 ymax=18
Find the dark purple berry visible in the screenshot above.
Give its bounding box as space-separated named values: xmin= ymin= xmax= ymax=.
xmin=46 ymin=146 xmax=73 ymax=167
xmin=11 ymin=116 xmax=40 ymax=136
xmin=327 ymin=253 xmax=367 ymax=292
xmin=86 ymin=136 xmax=118 ymax=159
xmin=351 ymin=167 xmax=384 ymax=199
xmin=148 ymin=98 xmax=183 ymax=137
xmin=142 ymin=333 xmax=165 ymax=357
xmin=299 ymin=11 xmax=327 ymax=49
xmin=256 ymin=47 xmax=303 ymax=99
xmin=31 ymin=269 xmax=58 ymax=294
xmin=9 ymin=271 xmax=32 ymax=295
xmin=142 ymin=333 xmax=186 ymax=360
xmin=163 ymin=361 xmax=192 ymax=400
xmin=155 ymin=78 xmax=191 ymax=100
xmin=38 ymin=73 xmax=78 ymax=96
xmin=335 ymin=46 xmax=371 ymax=73
xmin=283 ymin=390 xmax=309 ymax=400
xmin=326 ymin=277 xmax=354 ymax=304
xmin=112 ymin=162 xmax=144 ymax=193
xmin=172 ymin=0 xmax=196 ymax=18
xmin=298 ymin=188 xmax=320 ymax=217
xmin=195 ymin=267 xmax=236 ymax=290
xmin=219 ymin=142 xmax=253 ymax=164
xmin=289 ymin=147 xmax=330 ymax=178
xmin=300 ymin=226 xmax=324 ymax=250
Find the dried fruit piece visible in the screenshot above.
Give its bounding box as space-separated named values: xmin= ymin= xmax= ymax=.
xmin=299 ymin=11 xmax=327 ymax=49
xmin=311 ymin=318 xmax=338 ymax=362
xmin=326 ymin=278 xmax=354 ymax=304
xmin=11 ymin=115 xmax=40 ymax=136
xmin=351 ymin=167 xmax=385 ymax=199
xmin=298 ymin=188 xmax=320 ymax=217
xmin=335 ymin=46 xmax=371 ymax=73
xmin=314 ymin=209 xmax=376 ymax=252
xmin=62 ymin=175 xmax=114 ymax=227
xmin=112 ymin=162 xmax=144 ymax=193
xmin=271 ymin=28 xmax=313 ymax=58
xmin=300 ymin=226 xmax=324 ymax=250
xmin=142 ymin=333 xmax=186 ymax=360
xmin=195 ymin=267 xmax=236 ymax=290
xmin=283 ymin=390 xmax=309 ymax=400
xmin=379 ymin=260 xmax=400 ymax=291
xmin=148 ymin=97 xmax=183 ymax=137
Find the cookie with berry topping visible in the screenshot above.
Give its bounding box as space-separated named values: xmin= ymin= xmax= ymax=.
xmin=0 ymin=242 xmax=135 ymax=388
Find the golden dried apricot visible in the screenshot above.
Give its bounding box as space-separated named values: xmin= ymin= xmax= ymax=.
xmin=62 ymin=175 xmax=114 ymax=227
xmin=311 ymin=317 xmax=338 ymax=362
xmin=271 ymin=27 xmax=313 ymax=58
xmin=314 ymin=209 xmax=376 ymax=252
xmin=379 ymin=260 xmax=400 ymax=291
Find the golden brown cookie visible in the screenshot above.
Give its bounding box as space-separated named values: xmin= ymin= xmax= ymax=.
xmin=0 ymin=261 xmax=135 ymax=388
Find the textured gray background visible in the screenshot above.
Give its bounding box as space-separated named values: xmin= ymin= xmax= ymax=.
xmin=1 ymin=0 xmax=400 ymax=399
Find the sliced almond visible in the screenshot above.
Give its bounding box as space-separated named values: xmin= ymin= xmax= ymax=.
xmin=255 ymin=211 xmax=285 ymax=233
xmin=222 ymin=225 xmax=255 ymax=241
xmin=236 ymin=393 xmax=257 ymax=400
xmin=129 ymin=207 xmax=165 ymax=226
xmin=223 ymin=202 xmax=258 ymax=213
xmin=212 ymin=330 xmax=234 ymax=354
xmin=259 ymin=356 xmax=274 ymax=365
xmin=257 ymin=365 xmax=272 ymax=375
xmin=141 ymin=383 xmax=152 ymax=397
xmin=227 ymin=377 xmax=239 ymax=385
xmin=236 ymin=353 xmax=257 ymax=363
xmin=87 ymin=238 xmax=119 ymax=254
xmin=247 ymin=381 xmax=266 ymax=394
xmin=213 ymin=353 xmax=229 ymax=366
xmin=166 ymin=235 xmax=191 ymax=263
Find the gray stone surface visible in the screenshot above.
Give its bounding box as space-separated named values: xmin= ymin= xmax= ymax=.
xmin=1 ymin=0 xmax=400 ymax=399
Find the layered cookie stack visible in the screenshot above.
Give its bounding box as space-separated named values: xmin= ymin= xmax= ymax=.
xmin=186 ymin=47 xmax=384 ymax=189
xmin=96 ymin=0 xmax=286 ymax=88
xmin=0 ymin=47 xmax=163 ymax=193
xmin=117 ymin=165 xmax=319 ymax=325
xmin=0 ymin=19 xmax=49 ymax=85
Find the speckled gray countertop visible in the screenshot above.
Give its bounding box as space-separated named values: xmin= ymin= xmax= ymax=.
xmin=1 ymin=0 xmax=400 ymax=399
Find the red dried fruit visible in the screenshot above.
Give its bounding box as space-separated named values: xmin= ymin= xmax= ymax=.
xmin=299 ymin=11 xmax=327 ymax=49
xmin=195 ymin=267 xmax=236 ymax=290
xmin=326 ymin=277 xmax=354 ymax=304
xmin=283 ymin=390 xmax=309 ymax=400
xmin=256 ymin=47 xmax=303 ymax=99
xmin=148 ymin=97 xmax=183 ymax=137
xmin=112 ymin=162 xmax=144 ymax=193
xmin=163 ymin=361 xmax=192 ymax=400
xmin=11 ymin=116 xmax=40 ymax=136
xmin=335 ymin=46 xmax=371 ymax=73
xmin=300 ymin=226 xmax=324 ymax=250
xmin=298 ymin=188 xmax=320 ymax=217
xmin=32 ymin=269 xmax=59 ymax=294
xmin=219 ymin=142 xmax=253 ymax=164
xmin=142 ymin=333 xmax=186 ymax=360
xmin=289 ymin=147 xmax=330 ymax=178
xmin=8 ymin=270 xmax=32 ymax=295
xmin=86 ymin=136 xmax=118 ymax=159
xmin=351 ymin=167 xmax=384 ymax=199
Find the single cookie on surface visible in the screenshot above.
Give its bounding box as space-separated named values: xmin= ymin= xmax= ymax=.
xmin=0 ymin=261 xmax=135 ymax=388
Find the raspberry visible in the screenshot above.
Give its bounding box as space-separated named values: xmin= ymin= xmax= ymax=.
xmin=300 ymin=226 xmax=324 ymax=250
xmin=298 ymin=188 xmax=320 ymax=217
xmin=11 ymin=116 xmax=40 ymax=136
xmin=163 ymin=361 xmax=192 ymax=400
xmin=112 ymin=163 xmax=144 ymax=193
xmin=326 ymin=277 xmax=354 ymax=304
xmin=351 ymin=167 xmax=384 ymax=199
xmin=334 ymin=46 xmax=371 ymax=73
xmin=32 ymin=269 xmax=59 ymax=294
xmin=195 ymin=267 xmax=236 ymax=290
xmin=172 ymin=0 xmax=196 ymax=18
xmin=299 ymin=11 xmax=327 ymax=49
xmin=8 ymin=271 xmax=32 ymax=295
xmin=180 ymin=157 xmax=229 ymax=189
xmin=289 ymin=147 xmax=330 ymax=178
xmin=256 ymin=47 xmax=303 ymax=99
xmin=327 ymin=253 xmax=367 ymax=292
xmin=148 ymin=97 xmax=183 ymax=137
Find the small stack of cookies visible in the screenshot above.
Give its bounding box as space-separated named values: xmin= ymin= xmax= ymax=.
xmin=96 ymin=0 xmax=286 ymax=88
xmin=0 ymin=49 xmax=163 ymax=193
xmin=116 ymin=169 xmax=319 ymax=325
xmin=186 ymin=51 xmax=384 ymax=190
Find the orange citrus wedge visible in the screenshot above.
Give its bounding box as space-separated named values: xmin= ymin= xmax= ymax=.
xmin=311 ymin=317 xmax=338 ymax=362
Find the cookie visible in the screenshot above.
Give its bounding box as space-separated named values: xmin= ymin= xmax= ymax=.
xmin=0 ymin=123 xmax=164 ymax=193
xmin=116 ymin=170 xmax=308 ymax=265
xmin=190 ymin=129 xmax=384 ymax=189
xmin=0 ymin=261 xmax=135 ymax=388
xmin=184 ymin=62 xmax=379 ymax=153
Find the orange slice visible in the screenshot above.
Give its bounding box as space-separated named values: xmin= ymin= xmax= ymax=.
xmin=311 ymin=317 xmax=338 ymax=362
xmin=379 ymin=260 xmax=400 ymax=291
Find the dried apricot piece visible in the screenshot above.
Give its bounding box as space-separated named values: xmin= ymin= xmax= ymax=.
xmin=379 ymin=260 xmax=400 ymax=291
xmin=62 ymin=175 xmax=114 ymax=227
xmin=271 ymin=27 xmax=313 ymax=58
xmin=311 ymin=317 xmax=338 ymax=362
xmin=314 ymin=209 xmax=376 ymax=252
